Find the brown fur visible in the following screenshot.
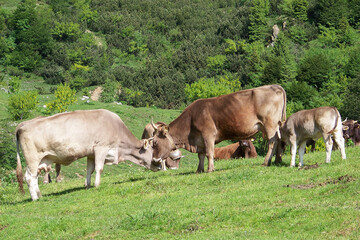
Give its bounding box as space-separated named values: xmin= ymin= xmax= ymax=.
xmin=214 ymin=140 xmax=257 ymax=160
xmin=153 ymin=85 xmax=287 ymax=173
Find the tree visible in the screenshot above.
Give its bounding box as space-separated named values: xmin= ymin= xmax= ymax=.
xmin=312 ymin=0 xmax=348 ymax=28
xmin=297 ymin=52 xmax=331 ymax=90
xmin=341 ymin=76 xmax=360 ymax=120
xmin=248 ymin=0 xmax=270 ymax=42
xmin=293 ymin=0 xmax=308 ymax=22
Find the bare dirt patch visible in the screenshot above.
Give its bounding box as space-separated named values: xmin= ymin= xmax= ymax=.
xmin=90 ymin=86 xmax=102 ymax=101
xmin=298 ymin=163 xmax=319 ymax=170
xmin=286 ymin=175 xmax=356 ymax=189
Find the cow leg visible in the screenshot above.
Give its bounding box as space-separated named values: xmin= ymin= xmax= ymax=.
xmin=94 ymin=148 xmax=108 ymax=187
xmin=263 ymin=135 xmax=278 ymax=166
xmin=43 ymin=169 xmax=51 ymax=184
xmin=85 ymin=156 xmax=95 ymax=189
xmin=24 ymin=166 xmax=40 ymax=201
xmin=298 ymin=141 xmax=307 ymax=168
xmin=333 ymin=129 xmax=346 ymax=160
xmin=274 ymin=141 xmax=283 ymax=164
xmin=55 ymin=163 xmax=62 ymax=183
xmin=289 ymin=141 xmax=297 ymax=167
xmin=323 ymin=134 xmax=333 ymax=163
xmin=205 ymin=139 xmax=215 ymax=173
xmin=197 ymin=153 xmax=206 ymax=173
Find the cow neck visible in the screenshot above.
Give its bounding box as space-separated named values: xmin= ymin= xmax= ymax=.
xmin=168 ymin=119 xmax=189 ymax=149
xmin=118 ymin=127 xmax=152 ymax=165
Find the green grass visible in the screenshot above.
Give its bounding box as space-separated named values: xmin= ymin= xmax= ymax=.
xmin=0 ymin=79 xmax=359 ymax=239
xmin=0 ymin=147 xmax=359 ymax=239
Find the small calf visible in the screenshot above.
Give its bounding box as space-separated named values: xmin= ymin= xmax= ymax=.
xmin=278 ymin=107 xmax=346 ymax=167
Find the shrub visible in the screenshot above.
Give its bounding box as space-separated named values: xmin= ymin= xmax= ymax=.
xmin=8 ymin=91 xmax=38 ymax=120
xmin=184 ymin=74 xmax=241 ymax=102
xmin=40 ymin=62 xmax=65 ymax=84
xmin=120 ymin=87 xmax=145 ymax=106
xmin=100 ymin=79 xmax=120 ymax=103
xmin=8 ymin=76 xmax=21 ymax=93
xmin=69 ymin=76 xmax=87 ymax=91
xmin=0 ymin=123 xmax=17 ymax=171
xmin=46 ymin=83 xmax=77 ymax=114
xmin=51 ymin=21 xmax=81 ymax=41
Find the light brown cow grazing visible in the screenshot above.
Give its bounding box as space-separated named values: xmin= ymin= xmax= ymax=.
xmin=142 ymin=122 xmax=184 ymax=170
xmin=16 ymin=109 xmax=167 ymax=201
xmin=151 ymin=85 xmax=286 ymax=173
xmin=214 ymin=140 xmax=257 ymax=160
xmin=278 ymin=107 xmax=346 ymax=167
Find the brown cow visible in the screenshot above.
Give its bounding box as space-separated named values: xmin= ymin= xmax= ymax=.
xmin=142 ymin=122 xmax=184 ymax=170
xmin=16 ymin=109 xmax=166 ymax=200
xmin=151 ymin=85 xmax=286 ymax=172
xmin=342 ymin=119 xmax=360 ymax=146
xmin=214 ymin=140 xmax=257 ymax=160
xmin=278 ymin=107 xmax=346 ymax=167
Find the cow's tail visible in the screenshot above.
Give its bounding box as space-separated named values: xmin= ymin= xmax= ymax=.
xmin=277 ymin=86 xmax=287 ymax=139
xmin=15 ymin=129 xmax=25 ymax=195
xmin=329 ymin=107 xmax=340 ymax=134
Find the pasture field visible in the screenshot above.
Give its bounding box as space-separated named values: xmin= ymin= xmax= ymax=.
xmin=0 ymin=96 xmax=359 ymax=239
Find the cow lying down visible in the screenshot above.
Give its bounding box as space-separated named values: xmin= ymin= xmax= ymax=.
xmin=278 ymin=106 xmax=346 ymax=167
xmin=214 ymin=140 xmax=257 ymax=160
xmin=16 ymin=109 xmax=167 ymax=201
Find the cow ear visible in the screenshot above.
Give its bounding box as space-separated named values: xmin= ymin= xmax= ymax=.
xmin=343 ymin=126 xmax=349 ymax=131
xmin=143 ymin=138 xmax=154 ymax=149
xmin=162 ymin=126 xmax=169 ymax=136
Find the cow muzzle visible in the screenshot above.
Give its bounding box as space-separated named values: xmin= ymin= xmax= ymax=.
xmin=152 ymin=158 xmax=167 ymax=171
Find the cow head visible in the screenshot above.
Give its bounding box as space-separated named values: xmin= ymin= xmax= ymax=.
xmin=151 ymin=122 xmax=178 ymax=168
xmin=143 ymin=120 xmax=183 ymax=170
xmin=342 ymin=120 xmax=358 ymax=140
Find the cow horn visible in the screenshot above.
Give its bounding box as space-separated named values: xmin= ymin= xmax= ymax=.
xmin=151 ymin=118 xmax=158 ymax=130
xmin=354 ymin=120 xmax=358 ymax=124
xmin=342 ymin=118 xmax=348 ymax=123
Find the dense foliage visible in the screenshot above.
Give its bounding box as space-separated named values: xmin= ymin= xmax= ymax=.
xmin=0 ymin=0 xmax=359 ymax=114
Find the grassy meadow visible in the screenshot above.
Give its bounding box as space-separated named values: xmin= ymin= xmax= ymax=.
xmin=0 ymin=88 xmax=359 ymax=239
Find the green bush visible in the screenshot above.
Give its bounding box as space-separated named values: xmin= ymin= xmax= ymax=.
xmin=8 ymin=91 xmax=38 ymax=120
xmin=0 ymin=123 xmax=17 ymax=171
xmin=40 ymin=62 xmax=65 ymax=84
xmin=8 ymin=76 xmax=20 ymax=93
xmin=100 ymin=79 xmax=119 ymax=103
xmin=51 ymin=21 xmax=81 ymax=41
xmin=120 ymin=87 xmax=145 ymax=107
xmin=46 ymin=83 xmax=77 ymax=114
xmin=184 ymin=74 xmax=241 ymax=102
xmin=69 ymin=76 xmax=87 ymax=91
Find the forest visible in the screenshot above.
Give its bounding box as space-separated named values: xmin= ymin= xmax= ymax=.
xmin=0 ymin=0 xmax=359 ymax=115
